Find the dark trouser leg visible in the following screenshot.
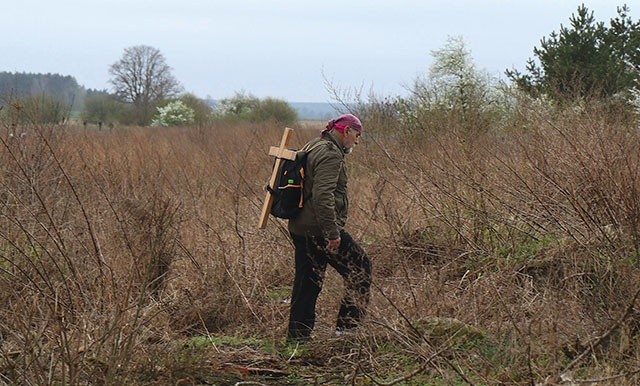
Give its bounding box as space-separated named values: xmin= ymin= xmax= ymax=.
xmin=328 ymin=230 xmax=372 ymax=331
xmin=287 ymin=233 xmax=327 ymax=341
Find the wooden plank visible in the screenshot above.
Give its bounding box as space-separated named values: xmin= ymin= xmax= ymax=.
xmin=268 ymin=146 xmax=296 ymax=160
xmin=258 ymin=127 xmax=294 ymax=229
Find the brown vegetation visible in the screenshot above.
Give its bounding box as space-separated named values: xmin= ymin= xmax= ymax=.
xmin=0 ymin=102 xmax=639 ymax=385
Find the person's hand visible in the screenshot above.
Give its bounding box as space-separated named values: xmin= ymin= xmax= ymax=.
xmin=326 ymin=237 xmax=341 ymax=252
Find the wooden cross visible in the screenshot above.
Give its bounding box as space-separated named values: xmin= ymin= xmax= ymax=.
xmin=258 ymin=127 xmax=298 ymax=229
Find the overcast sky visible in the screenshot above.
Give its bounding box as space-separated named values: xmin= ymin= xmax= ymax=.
xmin=0 ymin=0 xmax=628 ymax=102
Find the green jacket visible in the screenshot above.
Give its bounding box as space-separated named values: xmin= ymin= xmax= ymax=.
xmin=288 ymin=131 xmax=348 ymax=239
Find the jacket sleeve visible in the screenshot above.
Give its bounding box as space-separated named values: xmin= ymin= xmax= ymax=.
xmin=310 ymin=147 xmax=342 ymax=240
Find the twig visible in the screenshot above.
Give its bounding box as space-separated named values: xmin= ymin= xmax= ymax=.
xmin=555 ymin=287 xmax=640 ymax=383
xmin=365 ymin=318 xmax=474 ymax=385
xmin=571 ymin=367 xmax=640 ymax=384
xmin=367 ymin=361 xmax=432 ymax=386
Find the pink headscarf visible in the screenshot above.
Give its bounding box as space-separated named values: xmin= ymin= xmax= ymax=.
xmin=323 ymin=114 xmax=363 ymax=135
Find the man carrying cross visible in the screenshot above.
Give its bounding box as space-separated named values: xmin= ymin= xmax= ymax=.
xmin=284 ymin=113 xmax=372 ymax=342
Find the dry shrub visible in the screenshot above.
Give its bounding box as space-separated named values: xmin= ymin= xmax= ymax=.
xmin=0 ymin=104 xmax=639 ymax=384
xmin=351 ymin=100 xmax=640 ymax=384
xmin=0 ymin=122 xmax=284 ymax=384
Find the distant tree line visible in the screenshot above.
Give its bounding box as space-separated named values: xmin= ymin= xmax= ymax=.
xmin=0 ymin=72 xmax=81 ymax=106
xmin=0 ymin=72 xmax=83 ymax=125
xmin=0 ymin=45 xmax=298 ymax=128
xmin=4 ymin=4 xmax=635 ymax=130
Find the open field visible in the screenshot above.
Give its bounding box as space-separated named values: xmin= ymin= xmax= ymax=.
xmin=1 ymin=104 xmax=640 ymax=385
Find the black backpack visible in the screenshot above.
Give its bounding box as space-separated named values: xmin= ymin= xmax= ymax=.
xmin=268 ymin=140 xmax=325 ymax=219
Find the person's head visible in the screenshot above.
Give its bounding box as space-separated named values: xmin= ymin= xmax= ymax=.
xmin=323 ymin=114 xmax=363 ymax=153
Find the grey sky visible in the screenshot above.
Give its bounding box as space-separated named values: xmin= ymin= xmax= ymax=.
xmin=1 ymin=0 xmax=626 ymax=102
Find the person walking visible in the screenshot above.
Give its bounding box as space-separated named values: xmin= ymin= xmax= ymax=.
xmin=286 ymin=113 xmax=372 ymax=342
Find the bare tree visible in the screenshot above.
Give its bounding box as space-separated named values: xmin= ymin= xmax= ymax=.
xmin=109 ymin=45 xmax=182 ymax=125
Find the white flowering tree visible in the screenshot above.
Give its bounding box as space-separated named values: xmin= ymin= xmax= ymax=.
xmin=151 ymin=100 xmax=195 ymax=127
xmin=398 ymin=35 xmax=500 ymax=133
xmin=632 ymin=84 xmax=640 ymax=128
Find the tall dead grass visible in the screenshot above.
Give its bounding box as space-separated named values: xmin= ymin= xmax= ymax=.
xmin=0 ymin=102 xmax=638 ymax=384
xmin=353 ymin=101 xmax=640 ymax=384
